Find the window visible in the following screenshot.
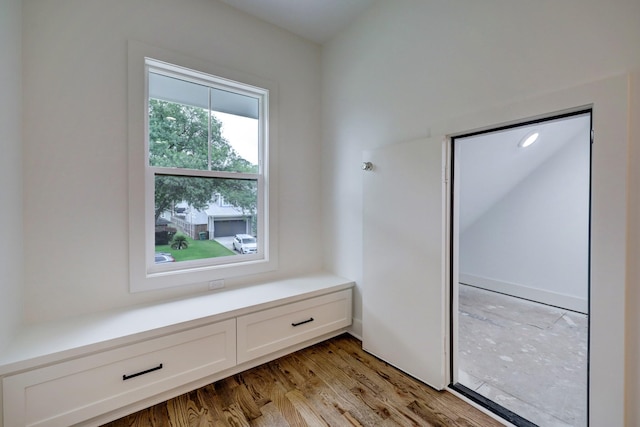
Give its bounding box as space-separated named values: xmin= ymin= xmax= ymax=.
xmin=128 ymin=43 xmax=277 ymax=292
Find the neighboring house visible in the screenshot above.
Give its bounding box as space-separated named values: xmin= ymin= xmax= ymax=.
xmin=205 ymin=201 xmax=254 ymax=238
xmin=172 ymin=195 xmax=254 ymax=240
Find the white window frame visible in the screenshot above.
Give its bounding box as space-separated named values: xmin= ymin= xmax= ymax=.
xmin=128 ymin=41 xmax=278 ymax=292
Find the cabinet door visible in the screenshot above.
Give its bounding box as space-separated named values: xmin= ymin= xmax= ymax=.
xmin=237 ymin=290 xmax=352 ymax=364
xmin=362 ymin=136 xmax=447 ymax=389
xmin=3 ymin=319 xmax=236 ymax=427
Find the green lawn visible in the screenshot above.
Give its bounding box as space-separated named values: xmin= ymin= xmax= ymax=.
xmin=156 ymin=236 xmax=236 ymax=262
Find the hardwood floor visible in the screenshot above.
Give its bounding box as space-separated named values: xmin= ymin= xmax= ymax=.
xmin=102 ymin=334 xmax=503 ymax=427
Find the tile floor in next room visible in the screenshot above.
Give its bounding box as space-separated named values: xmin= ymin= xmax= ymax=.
xmin=457 ymin=284 xmax=588 ymax=427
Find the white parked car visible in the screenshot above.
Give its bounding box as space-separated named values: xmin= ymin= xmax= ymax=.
xmin=233 ymin=234 xmax=257 ymax=254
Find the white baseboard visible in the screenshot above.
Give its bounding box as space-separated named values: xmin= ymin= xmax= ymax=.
xmin=459 ymin=273 xmax=588 ymax=314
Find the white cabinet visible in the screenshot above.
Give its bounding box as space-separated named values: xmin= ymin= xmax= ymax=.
xmin=3 ymin=320 xmax=236 ymax=427
xmin=0 ymin=274 xmax=354 ymax=427
xmin=237 ymin=289 xmax=352 ymax=363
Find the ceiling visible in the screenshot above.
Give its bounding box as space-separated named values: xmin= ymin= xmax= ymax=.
xmin=457 ymin=113 xmax=592 ymax=232
xmin=218 ymin=0 xmax=375 ymax=44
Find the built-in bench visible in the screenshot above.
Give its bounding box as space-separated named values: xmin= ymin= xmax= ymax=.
xmin=0 ymin=273 xmax=354 ymax=427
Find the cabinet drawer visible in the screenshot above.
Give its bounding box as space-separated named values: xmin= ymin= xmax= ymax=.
xmin=3 ymin=319 xmax=235 ymax=427
xmin=237 ymin=289 xmax=352 ymax=363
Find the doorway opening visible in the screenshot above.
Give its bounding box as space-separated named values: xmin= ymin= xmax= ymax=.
xmin=449 ymin=110 xmax=592 ymax=426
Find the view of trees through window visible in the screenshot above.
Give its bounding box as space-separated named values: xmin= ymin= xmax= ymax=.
xmin=149 ymin=93 xmax=260 ymax=264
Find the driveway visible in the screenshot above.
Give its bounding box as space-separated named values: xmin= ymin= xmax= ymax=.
xmin=214 ymin=236 xmax=236 ymax=251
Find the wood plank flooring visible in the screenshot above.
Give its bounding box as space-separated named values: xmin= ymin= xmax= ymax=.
xmin=101 ymin=334 xmax=503 ymax=427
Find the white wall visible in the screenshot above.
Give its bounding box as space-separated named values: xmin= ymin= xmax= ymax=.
xmin=626 ymin=70 xmax=640 ymax=427
xmin=21 ymin=0 xmax=322 ymax=323
xmin=459 ymin=133 xmax=590 ymax=312
xmin=321 ymin=0 xmax=640 ymax=424
xmin=321 ymin=0 xmax=640 ymax=329
xmin=0 ymin=0 xmax=23 ymax=351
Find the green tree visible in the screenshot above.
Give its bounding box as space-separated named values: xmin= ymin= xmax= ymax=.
xmin=149 ymin=99 xmax=257 ymax=221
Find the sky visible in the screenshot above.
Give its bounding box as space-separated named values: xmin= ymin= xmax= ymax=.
xmin=213 ymin=111 xmax=259 ymax=166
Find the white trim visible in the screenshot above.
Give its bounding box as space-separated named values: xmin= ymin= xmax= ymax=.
xmin=146 ymin=58 xmax=267 ymax=101
xmin=433 ymin=73 xmax=629 ymax=426
xmin=128 ymin=41 xmax=279 ymax=293
xmin=442 ymin=136 xmax=453 ymax=388
xmin=459 ymin=273 xmax=588 ymax=314
xmin=150 ymin=167 xmax=258 ymax=181
xmin=145 ymin=59 xmax=266 ymax=277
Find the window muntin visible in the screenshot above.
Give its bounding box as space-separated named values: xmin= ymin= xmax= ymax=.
xmin=148 ymin=72 xmax=260 ymax=174
xmin=145 ymin=59 xmax=266 ymax=274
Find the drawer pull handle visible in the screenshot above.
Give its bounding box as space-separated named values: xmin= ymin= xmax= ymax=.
xmin=123 ymin=363 xmax=163 ymax=381
xmin=292 ymin=317 xmax=314 ymax=327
